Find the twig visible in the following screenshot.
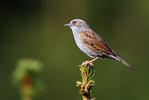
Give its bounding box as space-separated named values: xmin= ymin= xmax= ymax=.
xmin=76 ymin=61 xmax=96 ymax=100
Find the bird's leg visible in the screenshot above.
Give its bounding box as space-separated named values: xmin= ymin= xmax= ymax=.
xmin=83 ymin=57 xmax=99 ymax=67
xmin=90 ymin=57 xmax=99 ymax=63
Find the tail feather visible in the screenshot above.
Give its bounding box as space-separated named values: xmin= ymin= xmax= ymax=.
xmin=111 ymin=55 xmax=135 ymax=71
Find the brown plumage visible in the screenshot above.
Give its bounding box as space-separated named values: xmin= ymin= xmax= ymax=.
xmin=79 ymin=30 xmax=113 ymax=55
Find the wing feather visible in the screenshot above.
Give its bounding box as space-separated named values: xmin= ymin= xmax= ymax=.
xmin=79 ymin=30 xmax=116 ymax=57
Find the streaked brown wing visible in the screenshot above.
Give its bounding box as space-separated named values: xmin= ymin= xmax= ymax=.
xmin=79 ymin=30 xmax=115 ymax=56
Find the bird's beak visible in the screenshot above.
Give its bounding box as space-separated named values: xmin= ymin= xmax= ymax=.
xmin=64 ymin=23 xmax=70 ymax=27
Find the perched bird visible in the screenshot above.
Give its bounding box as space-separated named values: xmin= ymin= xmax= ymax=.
xmin=64 ymin=19 xmax=135 ymax=70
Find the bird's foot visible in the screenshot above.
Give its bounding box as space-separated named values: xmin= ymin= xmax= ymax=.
xmin=82 ymin=61 xmax=94 ymax=67
xmin=82 ymin=57 xmax=99 ymax=67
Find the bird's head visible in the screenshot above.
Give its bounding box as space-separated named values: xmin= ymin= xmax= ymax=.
xmin=64 ymin=19 xmax=89 ymax=31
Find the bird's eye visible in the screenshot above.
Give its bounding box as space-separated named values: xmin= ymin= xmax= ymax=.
xmin=72 ymin=21 xmax=76 ymax=24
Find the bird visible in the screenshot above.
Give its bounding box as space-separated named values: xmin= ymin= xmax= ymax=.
xmin=64 ymin=19 xmax=135 ymax=71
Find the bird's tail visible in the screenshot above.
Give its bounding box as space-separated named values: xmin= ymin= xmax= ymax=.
xmin=111 ymin=55 xmax=135 ymax=71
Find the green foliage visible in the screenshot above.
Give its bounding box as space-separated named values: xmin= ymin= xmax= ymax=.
xmin=12 ymin=59 xmax=44 ymax=100
xmin=12 ymin=59 xmax=42 ymax=84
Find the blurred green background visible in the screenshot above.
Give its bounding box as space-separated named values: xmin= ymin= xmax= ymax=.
xmin=1 ymin=0 xmax=149 ymax=100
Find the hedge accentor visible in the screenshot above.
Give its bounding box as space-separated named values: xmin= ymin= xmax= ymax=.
xmin=65 ymin=19 xmax=135 ymax=70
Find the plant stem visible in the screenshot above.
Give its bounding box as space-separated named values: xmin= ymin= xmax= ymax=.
xmin=76 ymin=61 xmax=95 ymax=100
xmin=22 ymin=96 xmax=32 ymax=100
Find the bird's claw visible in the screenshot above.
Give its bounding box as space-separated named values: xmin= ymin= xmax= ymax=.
xmin=82 ymin=61 xmax=94 ymax=67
